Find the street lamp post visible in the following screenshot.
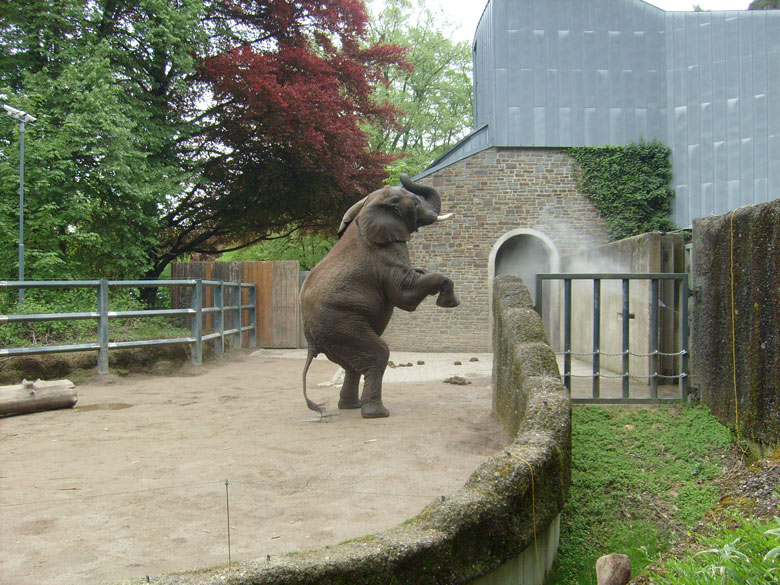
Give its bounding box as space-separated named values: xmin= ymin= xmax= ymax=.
xmin=3 ymin=105 xmax=36 ymax=304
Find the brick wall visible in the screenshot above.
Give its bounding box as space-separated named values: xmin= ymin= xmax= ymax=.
xmin=383 ymin=147 xmax=610 ymax=352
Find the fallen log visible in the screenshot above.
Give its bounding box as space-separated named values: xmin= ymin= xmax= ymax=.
xmin=0 ymin=379 xmax=77 ymax=416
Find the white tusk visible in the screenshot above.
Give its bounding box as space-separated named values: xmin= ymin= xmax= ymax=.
xmin=436 ymin=213 xmax=454 ymax=222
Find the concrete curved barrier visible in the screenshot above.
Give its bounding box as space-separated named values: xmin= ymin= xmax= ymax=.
xmin=128 ymin=275 xmax=570 ymax=585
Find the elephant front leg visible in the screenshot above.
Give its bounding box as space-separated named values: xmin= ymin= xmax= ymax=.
xmin=435 ymin=277 xmax=459 ymax=308
xmin=338 ymin=368 xmax=361 ymax=409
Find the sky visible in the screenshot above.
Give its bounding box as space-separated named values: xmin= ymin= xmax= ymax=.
xmin=424 ymin=0 xmax=754 ymax=42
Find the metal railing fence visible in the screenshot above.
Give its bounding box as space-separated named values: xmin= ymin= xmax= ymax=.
xmin=0 ymin=279 xmax=257 ymax=373
xmin=535 ymin=272 xmax=689 ymax=404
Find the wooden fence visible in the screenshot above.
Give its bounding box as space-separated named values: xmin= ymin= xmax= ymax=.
xmin=172 ymin=261 xmax=299 ymax=348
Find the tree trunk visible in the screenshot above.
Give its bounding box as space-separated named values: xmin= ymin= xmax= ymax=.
xmin=0 ymin=380 xmax=77 ymax=416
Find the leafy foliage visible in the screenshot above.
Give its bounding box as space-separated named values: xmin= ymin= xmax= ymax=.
xmin=365 ymin=0 xmax=473 ymax=180
xmin=645 ymin=515 xmax=780 ymax=585
xmin=546 ymin=405 xmax=734 ymax=585
xmin=0 ymin=287 xmax=186 ymax=348
xmin=217 ymin=232 xmax=335 ymax=270
xmin=0 ymin=0 xmax=404 ymax=282
xmin=749 ymin=0 xmax=780 ymax=9
xmin=568 ymin=141 xmax=677 ymax=241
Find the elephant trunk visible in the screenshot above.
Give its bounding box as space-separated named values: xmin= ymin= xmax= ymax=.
xmin=400 ymin=173 xmax=441 ymax=215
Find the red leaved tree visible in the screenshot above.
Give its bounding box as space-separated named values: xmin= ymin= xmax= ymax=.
xmin=154 ymin=0 xmax=407 ymax=271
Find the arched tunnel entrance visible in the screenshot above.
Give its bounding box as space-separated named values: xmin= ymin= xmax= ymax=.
xmin=490 ymin=229 xmax=559 ymax=301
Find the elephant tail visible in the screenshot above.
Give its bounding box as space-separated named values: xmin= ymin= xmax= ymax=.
xmin=302 ymin=346 xmax=326 ymax=416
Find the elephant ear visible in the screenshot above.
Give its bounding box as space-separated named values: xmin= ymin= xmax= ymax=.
xmin=337 ymin=196 xmax=368 ymax=238
xmin=357 ymin=199 xmax=410 ymax=245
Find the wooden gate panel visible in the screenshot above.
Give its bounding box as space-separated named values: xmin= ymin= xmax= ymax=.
xmin=170 ymin=260 xmax=299 ymax=349
xmin=271 ymin=261 xmax=300 ymax=348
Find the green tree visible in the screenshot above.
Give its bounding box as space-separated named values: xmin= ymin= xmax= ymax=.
xmin=1 ymin=0 xmax=403 ymax=285
xmin=748 ymin=0 xmax=780 ymax=8
xmin=365 ymin=0 xmax=473 ymax=181
xmin=0 ymin=0 xmax=206 ymax=279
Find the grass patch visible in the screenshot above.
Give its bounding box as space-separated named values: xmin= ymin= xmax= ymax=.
xmin=643 ymin=515 xmax=780 ymax=584
xmin=545 ymin=404 xmax=735 ymax=585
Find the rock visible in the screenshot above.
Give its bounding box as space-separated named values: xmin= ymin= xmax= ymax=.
xmin=388 ymin=361 xmax=397 ymax=368
xmin=469 ymin=357 xmax=479 ymax=362
xmin=443 ymin=376 xmax=471 ymax=385
xmin=453 ymin=361 xmax=462 ymax=365
xmin=596 ymin=553 xmax=631 ymax=585
xmin=405 ymin=362 xmax=413 ymax=367
xmin=417 ymin=360 xmax=425 ymax=365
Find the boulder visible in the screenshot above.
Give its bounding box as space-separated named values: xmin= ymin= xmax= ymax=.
xmin=596 ymin=553 xmax=631 ymax=585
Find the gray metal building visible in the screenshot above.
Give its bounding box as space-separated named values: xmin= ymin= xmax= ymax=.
xmin=425 ymin=0 xmax=780 ymax=228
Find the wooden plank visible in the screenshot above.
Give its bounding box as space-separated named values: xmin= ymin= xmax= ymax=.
xmin=170 ymin=261 xmax=299 ymax=349
xmin=271 ymin=261 xmax=300 ymax=348
xmin=241 ymin=262 xmax=253 ymax=346
xmin=255 ymin=262 xmax=275 ymax=347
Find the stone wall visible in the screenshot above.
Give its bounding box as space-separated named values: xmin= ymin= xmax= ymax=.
xmin=124 ymin=275 xmax=571 ymax=585
xmin=691 ymin=199 xmax=780 ymax=446
xmin=383 ymin=147 xmax=610 ymax=353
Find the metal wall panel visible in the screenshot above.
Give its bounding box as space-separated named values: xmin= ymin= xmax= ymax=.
xmin=487 ymin=0 xmax=668 ymax=148
xmin=432 ymin=1 xmax=778 ymax=226
xmin=667 ymin=9 xmax=780 ymax=226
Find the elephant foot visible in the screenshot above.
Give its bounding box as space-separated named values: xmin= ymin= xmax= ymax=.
xmin=436 ymin=290 xmax=460 ymax=308
xmin=361 ymin=401 xmax=390 ymax=418
xmin=338 ymin=398 xmax=362 ymax=409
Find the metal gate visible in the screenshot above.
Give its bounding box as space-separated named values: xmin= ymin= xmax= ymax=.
xmin=535 ymin=273 xmax=689 ymax=404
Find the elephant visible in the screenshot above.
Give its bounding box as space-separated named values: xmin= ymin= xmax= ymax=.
xmin=300 ymin=173 xmax=459 ymax=419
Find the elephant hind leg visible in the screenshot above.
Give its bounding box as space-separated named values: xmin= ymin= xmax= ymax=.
xmin=338 ymin=368 xmax=361 ymax=409
xmin=322 ymin=326 xmax=390 ymax=418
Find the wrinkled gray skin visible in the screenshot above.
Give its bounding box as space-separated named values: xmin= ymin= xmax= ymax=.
xmin=300 ymin=174 xmax=459 ymax=419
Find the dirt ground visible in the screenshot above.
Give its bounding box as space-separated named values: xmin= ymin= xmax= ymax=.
xmin=0 ymin=349 xmax=506 ymax=585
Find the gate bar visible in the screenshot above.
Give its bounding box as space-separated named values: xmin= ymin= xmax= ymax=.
xmin=622 ymin=279 xmax=630 ymax=398
xmin=650 ymin=278 xmax=660 ymax=399
xmin=564 ymin=279 xmax=572 ymax=391
xmin=680 ymin=274 xmax=690 ymax=401
xmin=592 ymin=279 xmax=601 ymax=398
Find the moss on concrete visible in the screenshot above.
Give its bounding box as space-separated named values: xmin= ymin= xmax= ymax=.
xmin=691 ymin=199 xmax=780 ymax=446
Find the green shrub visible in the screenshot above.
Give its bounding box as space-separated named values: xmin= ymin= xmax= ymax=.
xmin=218 ymin=231 xmax=335 ymax=270
xmin=0 ymin=286 xmax=187 ymax=348
xmin=645 ymin=515 xmax=780 ymax=585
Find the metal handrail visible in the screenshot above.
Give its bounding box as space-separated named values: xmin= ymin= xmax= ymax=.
xmin=0 ymin=279 xmax=257 ymax=373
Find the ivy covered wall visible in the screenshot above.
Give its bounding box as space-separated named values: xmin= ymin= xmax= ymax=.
xmin=568 ymin=141 xmax=677 ymax=241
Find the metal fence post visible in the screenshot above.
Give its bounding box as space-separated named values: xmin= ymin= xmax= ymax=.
xmin=234 ymin=283 xmax=242 ymax=349
xmin=97 ymin=279 xmax=109 ymax=374
xmin=214 ymin=283 xmax=224 ymax=356
xmin=191 ymin=279 xmax=203 ymax=366
xmin=248 ymin=284 xmax=257 ymax=348
xmin=680 ymin=274 xmax=690 ymax=401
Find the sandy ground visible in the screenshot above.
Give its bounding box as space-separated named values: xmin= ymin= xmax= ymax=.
xmin=0 ymin=349 xmax=506 ymax=585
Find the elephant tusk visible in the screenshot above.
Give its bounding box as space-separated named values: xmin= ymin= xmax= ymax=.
xmin=436 ymin=213 xmax=454 ymax=222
